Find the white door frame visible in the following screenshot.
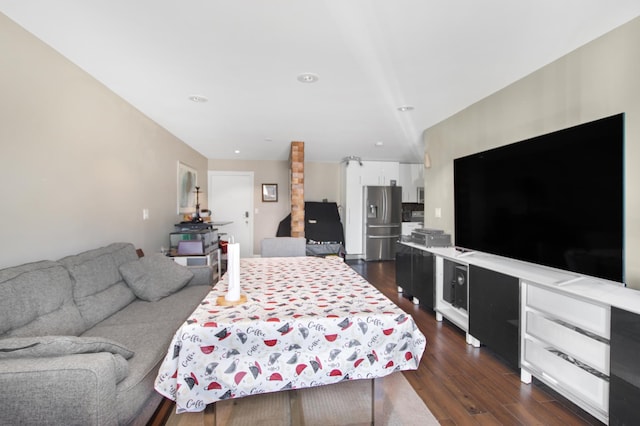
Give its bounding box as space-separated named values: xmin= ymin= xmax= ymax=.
xmin=208 ymin=171 xmax=254 ymax=258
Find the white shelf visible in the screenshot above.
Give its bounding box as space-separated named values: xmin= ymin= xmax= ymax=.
xmin=522 ymin=338 xmax=609 ymax=423
xmin=525 ymin=311 xmax=609 ymax=374
xmin=435 ymin=303 xmax=468 ymax=331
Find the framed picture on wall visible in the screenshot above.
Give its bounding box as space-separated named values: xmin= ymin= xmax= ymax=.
xmin=262 ymin=183 xmax=278 ymax=202
xmin=177 ymin=161 xmax=197 ymax=214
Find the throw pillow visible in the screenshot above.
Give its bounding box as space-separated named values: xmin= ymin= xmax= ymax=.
xmin=119 ymin=253 xmax=193 ymax=302
xmin=0 ymin=335 xmax=134 ymax=359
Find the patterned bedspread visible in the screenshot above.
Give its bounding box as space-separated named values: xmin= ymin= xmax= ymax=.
xmin=154 ymin=256 xmax=426 ymax=413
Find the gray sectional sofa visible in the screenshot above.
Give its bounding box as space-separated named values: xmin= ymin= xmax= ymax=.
xmin=0 ymin=242 xmax=214 ymax=425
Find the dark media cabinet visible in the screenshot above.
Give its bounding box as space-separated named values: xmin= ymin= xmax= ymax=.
xmin=395 ymin=242 xmax=434 ymax=310
xmin=396 ymin=241 xmax=640 ymax=425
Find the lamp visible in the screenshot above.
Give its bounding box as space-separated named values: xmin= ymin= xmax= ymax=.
xmin=191 ymin=186 xmax=203 ymax=223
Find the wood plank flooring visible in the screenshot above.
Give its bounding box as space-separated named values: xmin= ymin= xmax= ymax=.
xmin=348 ymin=259 xmax=602 ymax=426
xmin=149 ymin=259 xmax=603 ymax=426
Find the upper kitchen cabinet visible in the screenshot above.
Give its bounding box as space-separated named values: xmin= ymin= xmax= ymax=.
xmin=360 ymin=161 xmax=400 ymax=186
xmin=399 ymin=163 xmax=424 ymax=202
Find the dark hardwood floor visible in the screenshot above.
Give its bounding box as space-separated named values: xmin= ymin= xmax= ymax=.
xmin=348 ymin=259 xmax=602 ymax=426
xmin=149 ymin=259 xmax=603 ymax=426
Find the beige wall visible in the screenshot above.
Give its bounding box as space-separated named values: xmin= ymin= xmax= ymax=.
xmin=424 ymin=16 xmax=640 ymax=288
xmin=208 ymin=159 xmax=340 ymax=254
xmin=0 ymin=13 xmax=208 ymax=268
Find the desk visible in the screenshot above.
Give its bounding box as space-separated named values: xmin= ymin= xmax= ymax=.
xmin=154 ymin=256 xmax=426 ymax=413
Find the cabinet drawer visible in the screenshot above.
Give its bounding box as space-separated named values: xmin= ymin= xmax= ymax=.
xmin=524 ymin=338 xmax=609 ymax=413
xmin=526 ymin=284 xmax=609 ymax=338
xmin=526 ymin=311 xmax=609 ymax=374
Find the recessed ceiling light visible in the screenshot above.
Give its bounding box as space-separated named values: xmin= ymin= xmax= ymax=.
xmin=397 ymin=105 xmax=414 ymax=112
xmin=188 ymin=95 xmax=208 ymax=103
xmin=375 ymin=141 xmax=384 ymax=147
xmin=297 ymin=73 xmax=319 ymax=83
xmin=234 ymin=150 xmax=240 ymax=154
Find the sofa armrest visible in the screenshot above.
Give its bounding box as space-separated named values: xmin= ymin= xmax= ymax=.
xmin=187 ymin=265 xmax=214 ymax=286
xmin=0 ymin=352 xmax=124 ymax=426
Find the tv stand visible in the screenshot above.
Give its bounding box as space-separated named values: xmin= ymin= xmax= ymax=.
xmin=400 ymin=243 xmax=638 ymax=424
xmin=453 ymin=249 xmax=475 ymax=258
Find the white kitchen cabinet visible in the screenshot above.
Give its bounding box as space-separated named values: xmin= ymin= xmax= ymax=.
xmin=360 ymin=161 xmax=400 ymax=186
xmin=399 ymin=163 xmax=424 ymax=202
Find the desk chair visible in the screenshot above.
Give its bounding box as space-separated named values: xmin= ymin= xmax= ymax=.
xmin=261 ymin=237 xmax=306 ymax=257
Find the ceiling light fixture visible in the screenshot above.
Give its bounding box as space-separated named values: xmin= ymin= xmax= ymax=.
xmin=375 ymin=141 xmax=384 ymax=147
xmin=342 ymin=155 xmax=363 ymax=166
xmin=297 ymin=73 xmax=319 ymax=83
xmin=397 ymin=105 xmax=414 ymax=112
xmin=188 ymin=95 xmax=208 ymax=103
xmin=234 ymin=150 xmax=240 ymax=154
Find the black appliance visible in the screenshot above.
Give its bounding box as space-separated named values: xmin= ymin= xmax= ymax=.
xmin=454 ymin=265 xmax=467 ymax=310
xmin=276 ymin=202 xmax=345 ymax=256
xmin=411 ymin=228 xmax=451 ymax=247
xmin=443 ymin=259 xmax=467 ymax=311
xmin=454 ymin=113 xmax=624 ymax=283
xmin=364 ymin=186 xmax=402 ymax=261
xmin=401 ymin=202 xmax=424 ymax=222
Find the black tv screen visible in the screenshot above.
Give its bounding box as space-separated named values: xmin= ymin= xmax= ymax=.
xmin=454 ymin=113 xmax=624 ymax=283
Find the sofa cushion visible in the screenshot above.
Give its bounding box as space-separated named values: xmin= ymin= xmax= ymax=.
xmin=0 ymin=261 xmax=86 ymax=337
xmin=81 ymin=283 xmax=211 ymax=424
xmin=59 ymin=243 xmax=138 ymax=328
xmin=119 ymin=254 xmax=193 ymax=302
xmin=0 ymin=335 xmax=134 ymax=360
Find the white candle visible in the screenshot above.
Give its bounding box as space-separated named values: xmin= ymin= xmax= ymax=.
xmin=225 ymin=242 xmax=241 ymax=302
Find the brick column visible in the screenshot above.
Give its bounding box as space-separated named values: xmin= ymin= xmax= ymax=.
xmin=290 ymin=141 xmax=305 ymax=238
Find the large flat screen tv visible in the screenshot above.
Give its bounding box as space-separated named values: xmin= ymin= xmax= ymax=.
xmin=454 ymin=113 xmax=624 ymax=283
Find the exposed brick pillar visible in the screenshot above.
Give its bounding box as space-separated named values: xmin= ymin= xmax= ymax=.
xmin=290 ymin=141 xmax=305 ymax=238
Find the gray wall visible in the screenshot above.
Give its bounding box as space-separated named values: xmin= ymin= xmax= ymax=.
xmin=0 ymin=13 xmax=208 ymax=268
xmin=208 ymin=159 xmax=341 ymax=254
xmin=423 ymin=16 xmax=640 ymax=288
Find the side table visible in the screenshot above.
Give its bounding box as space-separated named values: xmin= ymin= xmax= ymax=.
xmin=169 ymin=249 xmax=221 ymax=284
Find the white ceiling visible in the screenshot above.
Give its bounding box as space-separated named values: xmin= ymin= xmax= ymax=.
xmin=2 ymin=1 xmax=640 ymax=163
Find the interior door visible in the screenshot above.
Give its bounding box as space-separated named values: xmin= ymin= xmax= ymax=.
xmin=208 ymin=171 xmax=254 ymax=258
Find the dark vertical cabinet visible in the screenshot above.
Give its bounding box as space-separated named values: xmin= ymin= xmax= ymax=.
xmin=395 ymin=242 xmax=413 ymax=295
xmin=395 ymin=242 xmax=434 ymax=310
xmin=468 ymin=265 xmax=519 ymax=369
xmin=610 ymin=307 xmax=640 ymax=425
xmin=413 ymin=249 xmax=434 ymax=310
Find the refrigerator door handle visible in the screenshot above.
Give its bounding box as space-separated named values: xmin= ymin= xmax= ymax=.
xmin=382 ymin=187 xmax=388 ymax=222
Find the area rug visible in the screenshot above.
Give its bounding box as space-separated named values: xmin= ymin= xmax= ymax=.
xmin=164 ymin=372 xmax=439 ymax=425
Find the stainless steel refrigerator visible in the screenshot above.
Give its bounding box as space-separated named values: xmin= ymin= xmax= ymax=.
xmin=363 ymin=186 xmax=402 ymax=261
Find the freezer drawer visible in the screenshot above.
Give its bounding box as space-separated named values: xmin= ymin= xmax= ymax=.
xmin=365 ymin=234 xmax=400 ymax=261
xmin=366 ymin=224 xmax=401 ymax=236
xmin=365 ymin=224 xmax=400 ymax=260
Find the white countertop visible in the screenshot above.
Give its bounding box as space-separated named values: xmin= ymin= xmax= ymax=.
xmin=398 ymin=241 xmax=640 ymax=315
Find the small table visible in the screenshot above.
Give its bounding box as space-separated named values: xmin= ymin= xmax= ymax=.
xmin=169 ymin=249 xmax=221 ymax=283
xmin=154 ymin=256 xmax=426 ymax=413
